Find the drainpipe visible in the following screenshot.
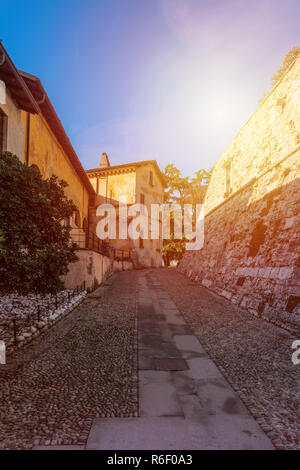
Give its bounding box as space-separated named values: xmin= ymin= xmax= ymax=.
xmin=25 ymin=112 xmax=30 ymax=166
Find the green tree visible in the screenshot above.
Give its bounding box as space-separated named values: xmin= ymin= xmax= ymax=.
xmin=271 ymin=46 xmax=300 ymax=87
xmin=259 ymin=46 xmax=300 ymax=103
xmin=162 ymin=164 xmax=211 ymax=266
xmin=0 ymin=152 xmax=78 ymax=294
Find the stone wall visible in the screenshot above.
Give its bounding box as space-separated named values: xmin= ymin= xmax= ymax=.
xmin=178 ymin=57 xmax=300 ymax=331
xmin=205 ymin=57 xmax=300 ymax=214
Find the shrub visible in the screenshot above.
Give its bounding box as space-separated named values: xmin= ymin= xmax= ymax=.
xmin=0 ymin=152 xmax=78 ymax=294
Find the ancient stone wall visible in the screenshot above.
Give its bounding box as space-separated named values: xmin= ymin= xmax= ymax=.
xmin=205 ymin=57 xmax=300 ymax=214
xmin=179 ymin=58 xmax=300 ymax=331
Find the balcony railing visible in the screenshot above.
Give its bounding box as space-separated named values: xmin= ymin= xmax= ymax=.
xmin=113 ymin=249 xmax=132 ymax=261
xmin=71 ymin=228 xmax=132 ymax=261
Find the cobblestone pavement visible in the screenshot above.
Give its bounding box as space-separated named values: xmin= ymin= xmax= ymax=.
xmin=153 ymin=268 xmax=300 ymax=450
xmin=0 ymin=271 xmax=138 ymax=450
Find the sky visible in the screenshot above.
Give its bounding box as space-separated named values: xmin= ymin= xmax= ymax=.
xmin=1 ymin=0 xmax=299 ymax=176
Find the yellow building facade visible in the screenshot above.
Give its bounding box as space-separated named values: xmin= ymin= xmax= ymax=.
xmin=19 ymin=71 xmax=94 ymax=229
xmin=87 ymin=154 xmax=166 ymax=268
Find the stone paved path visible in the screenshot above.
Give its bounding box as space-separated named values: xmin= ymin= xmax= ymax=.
xmin=3 ymin=268 xmax=297 ymax=449
xmin=86 ymin=270 xmax=273 ymax=450
xmin=157 ymin=268 xmax=300 ymax=450
xmin=0 ymin=271 xmax=138 ymax=450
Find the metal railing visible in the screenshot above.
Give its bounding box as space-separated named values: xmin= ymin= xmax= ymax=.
xmin=0 ymin=287 xmax=85 ymax=348
xmin=71 ymin=228 xmax=132 ymax=261
xmin=71 ymin=228 xmax=110 ymax=256
xmin=113 ymin=249 xmax=131 ymax=261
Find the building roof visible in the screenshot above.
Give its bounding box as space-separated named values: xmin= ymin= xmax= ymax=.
xmin=18 ymin=70 xmax=95 ymax=196
xmin=0 ymin=42 xmax=40 ymax=114
xmin=87 ymin=159 xmax=167 ymax=187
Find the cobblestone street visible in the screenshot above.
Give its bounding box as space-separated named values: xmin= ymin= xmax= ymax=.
xmin=0 ymin=268 xmax=299 ymax=450
xmin=155 ymin=268 xmax=300 ymax=450
xmin=0 ymin=271 xmax=138 ymax=450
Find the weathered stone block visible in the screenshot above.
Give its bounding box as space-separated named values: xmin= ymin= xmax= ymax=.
xmin=202 ymin=279 xmax=212 ymax=288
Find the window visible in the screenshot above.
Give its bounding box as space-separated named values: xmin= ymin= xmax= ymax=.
xmin=149 ymin=170 xmax=154 ymax=186
xmin=0 ymin=108 xmax=7 ymax=152
xmin=225 ymin=161 xmax=232 ymax=196
xmin=74 ymin=210 xmax=81 ymax=228
xmin=140 ymin=193 xmax=145 ymax=205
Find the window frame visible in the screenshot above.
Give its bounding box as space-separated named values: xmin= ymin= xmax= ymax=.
xmin=0 ymin=107 xmax=8 ymax=152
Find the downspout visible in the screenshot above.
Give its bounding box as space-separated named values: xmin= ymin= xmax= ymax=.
xmin=25 ymin=112 xmax=30 ymax=166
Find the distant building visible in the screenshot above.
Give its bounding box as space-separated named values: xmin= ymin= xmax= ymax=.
xmin=0 ymin=43 xmax=166 ymax=287
xmin=179 ymin=55 xmax=300 ymax=330
xmin=87 ymin=154 xmax=166 ymax=268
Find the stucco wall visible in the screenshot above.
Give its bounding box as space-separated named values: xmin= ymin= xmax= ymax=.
xmin=63 ymin=249 xmax=133 ymax=290
xmin=0 ymin=89 xmax=25 ymax=160
xmin=88 ymin=162 xmax=165 ymax=268
xmin=24 ymin=111 xmax=89 ymax=226
xmin=90 ymin=171 xmax=136 ymax=204
xmin=135 ymin=163 xmax=164 ymax=268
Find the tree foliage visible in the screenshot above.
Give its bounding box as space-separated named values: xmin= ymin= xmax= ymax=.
xmin=259 ymin=46 xmax=300 ymax=103
xmin=162 ymin=164 xmax=211 ymax=266
xmin=271 ymin=46 xmax=300 ymax=87
xmin=0 ymin=152 xmax=78 ymax=294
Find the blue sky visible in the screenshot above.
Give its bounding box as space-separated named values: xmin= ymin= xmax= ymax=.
xmin=1 ymin=0 xmax=299 ymax=176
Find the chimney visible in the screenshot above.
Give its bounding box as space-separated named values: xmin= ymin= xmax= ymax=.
xmin=100 ymin=152 xmax=110 ymax=168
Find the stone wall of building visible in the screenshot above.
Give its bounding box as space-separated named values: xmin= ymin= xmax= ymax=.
xmin=178 ymin=58 xmax=300 ymax=331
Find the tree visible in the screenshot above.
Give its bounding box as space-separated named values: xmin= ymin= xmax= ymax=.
xmin=271 ymin=46 xmax=300 ymax=87
xmin=259 ymin=46 xmax=300 ymax=103
xmin=0 ymin=152 xmax=78 ymax=294
xmin=162 ymin=164 xmax=211 ymax=266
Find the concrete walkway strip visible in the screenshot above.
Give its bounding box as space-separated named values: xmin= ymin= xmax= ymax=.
xmin=86 ymin=270 xmax=274 ymax=450
xmin=34 ymin=270 xmax=274 ymax=450
xmin=86 ymin=416 xmax=273 ymax=450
